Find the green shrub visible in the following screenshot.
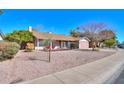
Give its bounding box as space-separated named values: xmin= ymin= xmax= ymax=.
xmin=24 ymin=48 xmax=33 ymax=52
xmin=104 ymin=38 xmax=116 ymax=48
xmin=0 ymin=41 xmax=20 ymax=61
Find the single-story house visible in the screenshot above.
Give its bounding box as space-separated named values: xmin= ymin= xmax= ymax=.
xmin=28 ymin=26 xmax=90 ymax=50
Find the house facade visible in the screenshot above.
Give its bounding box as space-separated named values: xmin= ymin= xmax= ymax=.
xmin=29 ymin=26 xmax=90 ymax=50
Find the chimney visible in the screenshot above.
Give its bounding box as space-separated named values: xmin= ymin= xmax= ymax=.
xmin=28 ymin=26 xmax=32 ymax=32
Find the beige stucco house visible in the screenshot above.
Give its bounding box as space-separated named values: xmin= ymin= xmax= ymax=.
xmin=28 ymin=26 xmax=90 ymax=50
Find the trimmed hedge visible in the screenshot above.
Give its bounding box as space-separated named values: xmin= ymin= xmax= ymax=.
xmin=0 ymin=41 xmax=20 ymax=61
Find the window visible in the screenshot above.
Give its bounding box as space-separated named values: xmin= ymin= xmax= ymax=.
xmin=39 ymin=40 xmax=44 ymax=46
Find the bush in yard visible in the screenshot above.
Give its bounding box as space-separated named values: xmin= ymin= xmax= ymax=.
xmin=104 ymin=38 xmax=116 ymax=48
xmin=25 ymin=43 xmax=34 ymax=52
xmin=0 ymin=41 xmax=20 ymax=61
xmin=4 ymin=30 xmax=33 ymax=49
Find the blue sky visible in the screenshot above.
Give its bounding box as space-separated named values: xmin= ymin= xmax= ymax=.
xmin=0 ymin=9 xmax=124 ymax=42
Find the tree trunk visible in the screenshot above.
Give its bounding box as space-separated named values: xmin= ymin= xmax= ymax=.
xmin=92 ymin=42 xmax=96 ymax=51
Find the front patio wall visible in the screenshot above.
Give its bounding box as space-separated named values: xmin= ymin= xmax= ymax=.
xmin=35 ymin=46 xmax=44 ymax=50
xmin=34 ymin=39 xmax=74 ymax=50
xmin=35 ymin=39 xmax=60 ymax=50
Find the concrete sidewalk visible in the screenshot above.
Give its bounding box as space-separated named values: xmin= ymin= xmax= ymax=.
xmin=20 ymin=49 xmax=124 ymax=84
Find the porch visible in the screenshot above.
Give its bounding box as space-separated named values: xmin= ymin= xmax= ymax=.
xmin=34 ymin=39 xmax=78 ymax=50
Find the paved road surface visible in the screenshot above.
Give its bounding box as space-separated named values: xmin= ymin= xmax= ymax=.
xmin=114 ymin=66 xmax=124 ymax=84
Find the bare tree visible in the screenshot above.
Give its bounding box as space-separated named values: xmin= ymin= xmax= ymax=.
xmin=79 ymin=22 xmax=106 ymax=50
xmin=97 ymin=29 xmax=116 ymax=47
xmin=98 ymin=29 xmax=115 ymax=41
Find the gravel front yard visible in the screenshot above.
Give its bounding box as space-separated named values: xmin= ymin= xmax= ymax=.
xmin=0 ymin=50 xmax=115 ymax=83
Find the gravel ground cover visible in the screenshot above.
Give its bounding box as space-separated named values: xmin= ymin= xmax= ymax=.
xmin=0 ymin=50 xmax=115 ymax=83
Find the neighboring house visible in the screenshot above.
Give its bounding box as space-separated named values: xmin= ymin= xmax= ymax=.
xmin=28 ymin=26 xmax=90 ymax=50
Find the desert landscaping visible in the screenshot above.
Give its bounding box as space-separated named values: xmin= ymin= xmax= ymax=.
xmin=0 ymin=50 xmax=115 ymax=83
xmin=0 ymin=9 xmax=124 ymax=84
